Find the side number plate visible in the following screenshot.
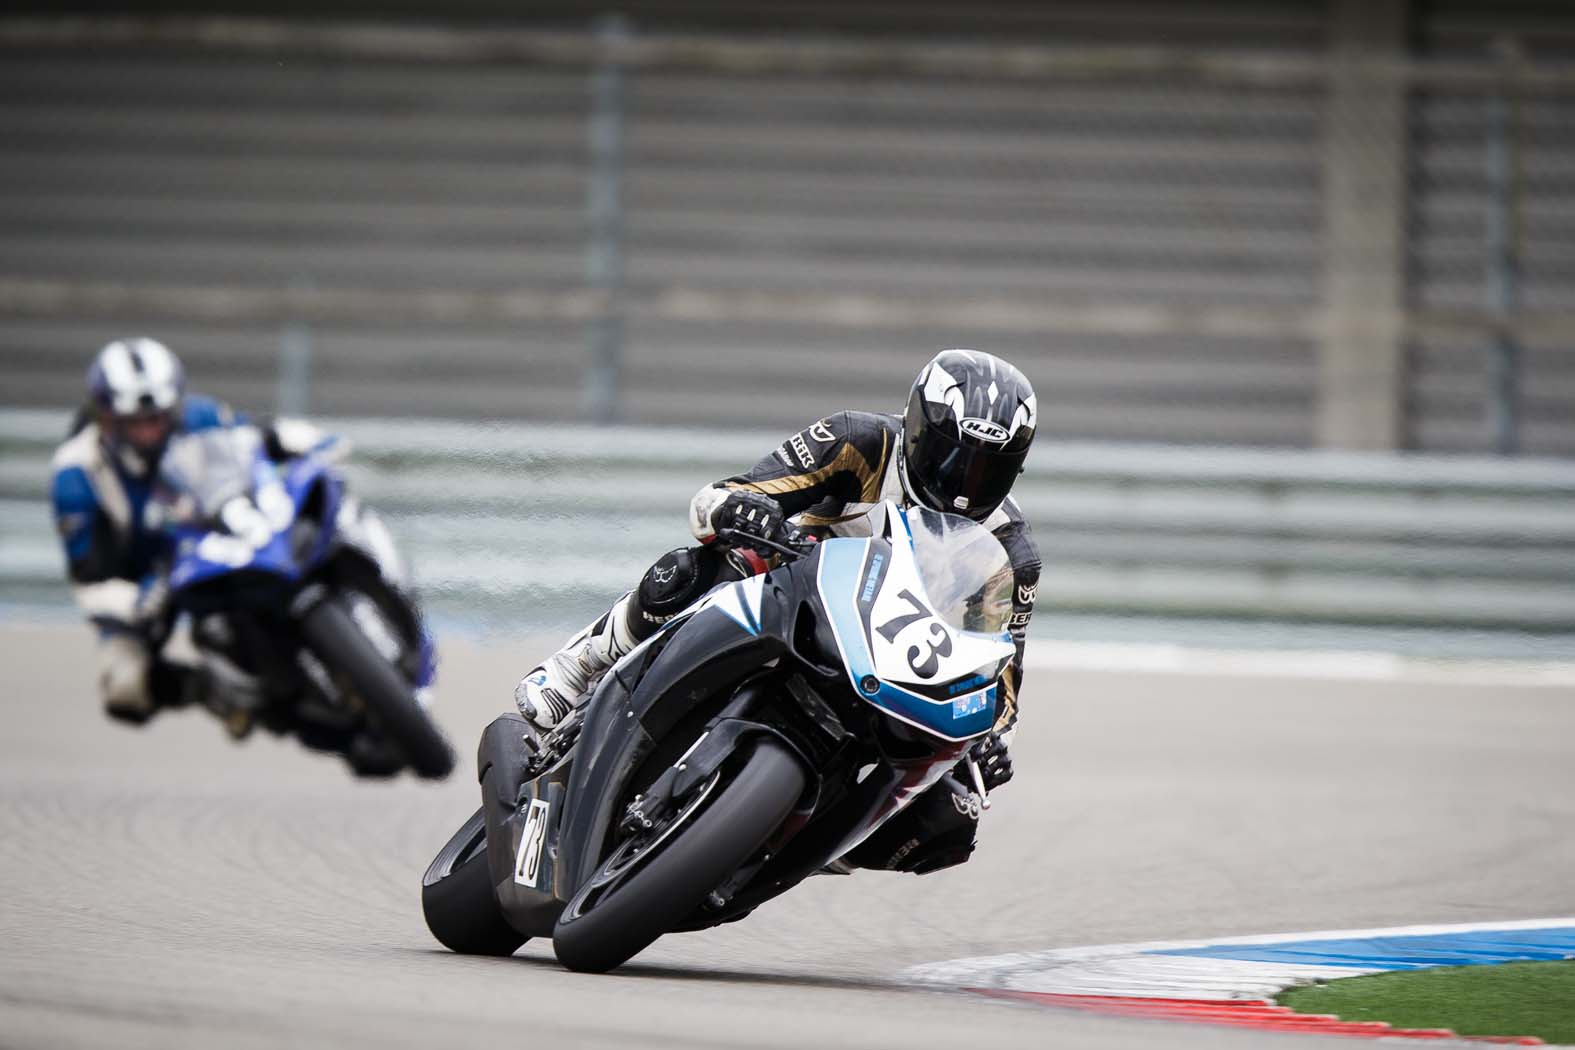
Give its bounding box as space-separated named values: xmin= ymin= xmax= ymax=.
xmin=513 ymin=798 xmax=551 ymax=888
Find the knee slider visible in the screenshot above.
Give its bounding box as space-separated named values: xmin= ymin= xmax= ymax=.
xmin=637 ymin=547 xmax=719 ymax=622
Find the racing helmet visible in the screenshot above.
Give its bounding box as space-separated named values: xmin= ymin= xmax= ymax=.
xmin=900 ymin=349 xmax=1036 ymax=523
xmin=86 ymin=337 xmax=186 ymax=477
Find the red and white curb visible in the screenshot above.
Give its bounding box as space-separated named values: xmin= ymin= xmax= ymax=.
xmin=902 ymin=919 xmax=1575 ymax=1045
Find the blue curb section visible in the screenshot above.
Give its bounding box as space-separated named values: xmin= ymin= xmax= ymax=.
xmin=1151 ymin=927 xmax=1575 ymax=970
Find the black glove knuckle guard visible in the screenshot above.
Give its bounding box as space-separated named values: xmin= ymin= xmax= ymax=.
xmin=969 ymin=735 xmax=1013 ymax=790
xmin=718 ymin=491 xmax=784 ymax=540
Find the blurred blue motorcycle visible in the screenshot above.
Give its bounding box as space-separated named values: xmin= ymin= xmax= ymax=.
xmin=156 ymin=425 xmax=453 ymax=778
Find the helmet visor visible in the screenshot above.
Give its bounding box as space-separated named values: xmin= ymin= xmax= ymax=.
xmin=97 ymin=407 xmax=176 ymax=476
xmin=905 ymin=424 xmax=1026 ymax=521
xmin=116 ymin=411 xmax=175 ymax=455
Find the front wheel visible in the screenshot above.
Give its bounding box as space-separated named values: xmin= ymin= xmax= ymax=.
xmin=422 ymin=807 xmax=527 ymax=956
xmin=298 ymin=596 xmax=454 ymax=778
xmin=552 ymin=738 xmax=806 ymax=973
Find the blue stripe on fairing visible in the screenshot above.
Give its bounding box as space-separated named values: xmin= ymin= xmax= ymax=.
xmin=715 ymin=600 xmax=759 ymax=637
xmin=818 ymin=536 xmax=879 ymax=683
xmin=817 ymin=536 xmax=998 ymax=740
xmin=1150 ymin=928 xmax=1575 ymax=970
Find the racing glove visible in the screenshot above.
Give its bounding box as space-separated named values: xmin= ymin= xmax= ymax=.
xmin=697 ymin=488 xmax=787 ymax=546
xmin=965 ymin=733 xmax=1013 ymax=791
xmin=262 ymin=418 xmax=344 ymax=462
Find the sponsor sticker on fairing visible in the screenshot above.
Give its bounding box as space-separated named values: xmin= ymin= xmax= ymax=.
xmin=951 ymin=687 xmax=991 ymax=718
xmin=860 ymin=552 xmax=885 ymax=604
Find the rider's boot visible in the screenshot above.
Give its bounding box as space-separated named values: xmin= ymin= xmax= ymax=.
xmin=344 ymin=731 xmax=405 ymax=778
xmin=147 ymin=660 xmax=201 ymax=712
xmin=515 ymin=592 xmax=640 ymax=730
xmin=194 ymin=649 xmax=265 ymax=741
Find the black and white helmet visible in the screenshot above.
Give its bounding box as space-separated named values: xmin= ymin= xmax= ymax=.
xmin=86 ymin=338 xmax=186 ymax=475
xmin=900 ymin=349 xmax=1036 ymax=522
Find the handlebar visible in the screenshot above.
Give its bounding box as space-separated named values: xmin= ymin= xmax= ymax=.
xmin=713 ymin=527 xmax=818 ymax=563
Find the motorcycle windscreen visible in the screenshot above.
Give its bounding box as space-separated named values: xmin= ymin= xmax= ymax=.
xmin=160 ymin=428 xmax=302 ymax=590
xmin=905 ymin=506 xmax=1015 ymax=636
xmin=159 ymin=428 xmax=263 ymax=520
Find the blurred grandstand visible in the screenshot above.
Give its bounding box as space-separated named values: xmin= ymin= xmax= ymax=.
xmin=2 ymin=1 xmax=1573 ymax=652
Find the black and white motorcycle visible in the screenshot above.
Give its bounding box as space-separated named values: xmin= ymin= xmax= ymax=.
xmin=421 ymin=501 xmax=1014 ymax=971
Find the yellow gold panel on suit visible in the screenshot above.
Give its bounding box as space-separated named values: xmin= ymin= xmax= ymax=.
xmin=992 ymin=672 xmax=1018 ymax=734
xmin=796 ymin=510 xmax=867 ymax=527
xmin=733 ymin=440 xmax=882 ymax=500
xmin=860 ymin=430 xmax=890 ymax=503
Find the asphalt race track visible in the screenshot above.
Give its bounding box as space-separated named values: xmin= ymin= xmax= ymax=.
xmin=4 ymin=622 xmax=1573 ymax=1049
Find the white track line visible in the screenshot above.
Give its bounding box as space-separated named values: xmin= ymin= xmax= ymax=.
xmin=1024 ymin=641 xmax=1575 ymax=688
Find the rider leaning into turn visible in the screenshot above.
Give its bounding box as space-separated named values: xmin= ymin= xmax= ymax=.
xmin=517 ymin=348 xmax=1040 ymax=875
xmin=49 ymin=337 xmax=325 ymax=730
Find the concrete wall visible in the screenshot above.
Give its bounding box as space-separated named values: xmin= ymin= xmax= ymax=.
xmin=0 ymin=1 xmax=1572 ymax=453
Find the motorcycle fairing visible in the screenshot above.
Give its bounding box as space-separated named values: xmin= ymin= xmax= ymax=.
xmin=285 ymin=454 xmax=345 ymax=571
xmin=814 ymin=516 xmax=1014 ymax=742
xmin=490 ymin=748 xmax=574 ymax=937
xmin=167 ymin=454 xmax=342 ymax=591
xmin=863 ymin=510 xmax=1015 ymax=693
xmin=554 ymin=570 xmax=802 ymax=894
xmin=692 ymin=572 xmax=767 ymax=636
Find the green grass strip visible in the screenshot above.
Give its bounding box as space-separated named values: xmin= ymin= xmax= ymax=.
xmin=1277 ymin=960 xmax=1575 ymax=1044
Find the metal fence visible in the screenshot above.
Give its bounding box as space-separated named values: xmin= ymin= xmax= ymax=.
xmin=1 ymin=4 xmax=1573 ymax=454
xmin=6 ymin=410 xmax=1574 ymax=657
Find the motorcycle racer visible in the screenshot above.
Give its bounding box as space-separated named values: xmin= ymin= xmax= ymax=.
xmin=516 ymin=348 xmax=1040 ymax=874
xmin=49 ymin=338 xmax=330 ymax=729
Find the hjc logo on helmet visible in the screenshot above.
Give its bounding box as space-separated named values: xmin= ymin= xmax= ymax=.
xmin=959 ymin=417 xmax=1011 ymax=443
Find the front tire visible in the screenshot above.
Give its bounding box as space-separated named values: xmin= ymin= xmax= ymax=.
xmin=552 ymin=738 xmax=805 ymax=973
xmin=422 ymin=807 xmax=527 ymax=956
xmin=298 ymin=596 xmax=454 ymax=778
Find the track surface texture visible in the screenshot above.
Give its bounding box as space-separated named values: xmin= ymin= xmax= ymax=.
xmin=4 ymin=622 xmax=1573 ymax=1049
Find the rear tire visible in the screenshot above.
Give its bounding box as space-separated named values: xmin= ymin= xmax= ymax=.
xmin=422 ymin=807 xmax=527 ymax=956
xmin=552 ymin=738 xmax=805 ymax=973
xmin=298 ymin=596 xmax=454 ymax=778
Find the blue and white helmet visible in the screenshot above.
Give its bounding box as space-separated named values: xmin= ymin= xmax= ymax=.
xmin=86 ymin=338 xmax=186 ymax=474
xmin=88 ymin=338 xmax=185 ymax=417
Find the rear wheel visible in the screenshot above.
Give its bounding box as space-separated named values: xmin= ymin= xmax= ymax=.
xmin=552 ymin=738 xmax=805 ymax=973
xmin=421 ymin=807 xmax=527 ymax=956
xmin=298 ymin=596 xmax=454 ymax=778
